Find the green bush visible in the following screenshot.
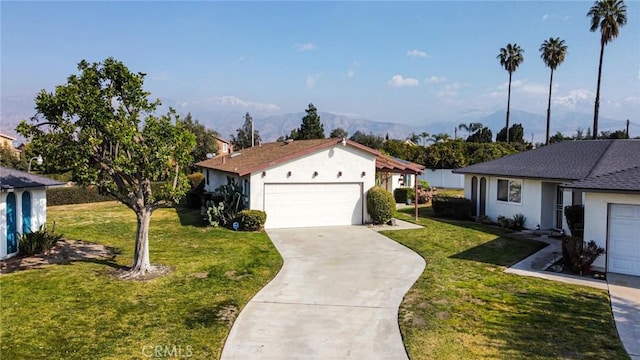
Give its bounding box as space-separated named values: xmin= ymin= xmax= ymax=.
xmin=393 ymin=187 xmax=415 ymax=204
xmin=183 ymin=172 xmax=205 ymax=209
xmin=432 ymin=196 xmax=472 ymax=220
xmin=562 ymin=237 xmax=605 ymax=274
xmin=564 ymin=205 xmax=584 ymax=238
xmin=512 ymin=213 xmax=527 ymax=230
xmin=47 ymin=186 xmax=113 ymax=206
xmin=236 ymin=210 xmax=267 ymax=231
xmin=18 ymin=224 xmax=63 ymax=256
xmin=367 ymin=187 xmax=396 ymax=224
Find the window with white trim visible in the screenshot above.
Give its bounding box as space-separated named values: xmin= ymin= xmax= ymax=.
xmin=497 ymin=179 xmax=522 ymax=204
xmin=223 ymin=143 xmax=228 ymax=153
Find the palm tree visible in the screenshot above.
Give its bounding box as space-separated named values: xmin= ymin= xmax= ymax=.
xmin=588 ymin=0 xmax=627 ymax=139
xmin=497 ymin=43 xmax=525 ymax=144
xmin=420 ymin=131 xmax=430 ymax=146
xmin=458 ymin=122 xmax=484 ymax=138
xmin=539 ymin=37 xmax=568 ymax=145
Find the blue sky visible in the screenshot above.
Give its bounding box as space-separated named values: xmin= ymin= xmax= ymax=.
xmin=2 ymin=1 xmax=639 ymax=133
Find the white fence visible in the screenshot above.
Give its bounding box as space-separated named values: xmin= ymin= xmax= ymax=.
xmin=419 ymin=169 xmax=464 ymax=189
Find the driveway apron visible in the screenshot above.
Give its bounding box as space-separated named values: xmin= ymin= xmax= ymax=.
xmin=220 ymin=226 xmax=425 ymax=359
xmin=607 ymin=274 xmax=640 ymax=360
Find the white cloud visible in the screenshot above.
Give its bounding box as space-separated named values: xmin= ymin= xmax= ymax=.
xmin=151 ymin=71 xmax=169 ymax=81
xmin=347 ymin=70 xmax=355 ymax=78
xmin=425 ymin=76 xmax=447 ymax=84
xmin=437 ymin=82 xmax=467 ymax=97
xmin=552 ymin=89 xmax=594 ymax=108
xmin=205 ymin=96 xmax=281 ymax=112
xmin=388 ymin=75 xmax=419 ymax=87
xmin=295 ymin=43 xmax=316 ymax=51
xmin=541 ymin=14 xmax=549 ymax=21
xmin=306 ymin=73 xmax=322 ymax=89
xmin=498 ymin=79 xmax=524 ymax=90
xmin=407 ymin=49 xmax=428 ymax=58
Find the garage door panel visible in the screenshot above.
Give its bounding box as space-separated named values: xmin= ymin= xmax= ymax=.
xmin=608 ymin=204 xmax=640 ymax=277
xmin=264 ymin=183 xmax=363 ymax=229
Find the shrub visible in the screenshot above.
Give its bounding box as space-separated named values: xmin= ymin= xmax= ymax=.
xmin=564 ymin=205 xmax=584 ymax=238
xmin=562 ymin=237 xmax=605 ymax=274
xmin=432 ymin=196 xmax=472 ymax=220
xmin=18 ymin=224 xmax=63 ymax=256
xmin=47 ymin=186 xmax=113 ymax=206
xmin=511 ymin=213 xmax=527 ymax=230
xmin=236 ymin=210 xmax=267 ymax=231
xmin=418 ymin=179 xmax=430 ymax=189
xmin=183 ymin=172 xmax=205 ymax=209
xmin=367 ymin=187 xmax=396 ymax=224
xmin=393 ymin=187 xmax=415 ymax=204
xmin=204 ymin=176 xmax=245 ymax=227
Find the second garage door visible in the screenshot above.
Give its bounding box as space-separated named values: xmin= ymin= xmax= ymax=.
xmin=264 ymin=183 xmax=363 ymax=229
xmin=608 ymin=204 xmax=640 ymax=276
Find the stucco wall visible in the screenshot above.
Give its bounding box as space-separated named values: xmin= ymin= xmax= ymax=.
xmin=420 ymin=169 xmax=464 ymax=189
xmin=583 ymin=192 xmax=640 ymax=269
xmin=248 ymin=144 xmax=376 ymax=222
xmin=1 ymin=188 xmax=48 ymax=259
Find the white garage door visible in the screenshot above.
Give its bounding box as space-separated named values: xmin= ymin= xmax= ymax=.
xmin=264 ymin=183 xmax=363 ymax=229
xmin=608 ymin=204 xmax=640 ymax=276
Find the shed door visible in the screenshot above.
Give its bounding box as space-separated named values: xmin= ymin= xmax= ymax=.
xmin=22 ymin=191 xmax=32 ymax=234
xmin=6 ymin=193 xmax=17 ymax=255
xmin=264 ymin=183 xmax=363 ymax=229
xmin=608 ymin=204 xmax=640 ymax=276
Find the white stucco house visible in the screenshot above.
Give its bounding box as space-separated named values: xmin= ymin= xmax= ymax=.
xmin=196 ymin=138 xmax=423 ymax=229
xmin=454 ymin=139 xmax=640 ymax=277
xmin=1 ymin=167 xmax=63 ymax=259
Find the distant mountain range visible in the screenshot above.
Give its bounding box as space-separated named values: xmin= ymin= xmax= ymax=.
xmin=1 ymin=101 xmax=633 ymax=145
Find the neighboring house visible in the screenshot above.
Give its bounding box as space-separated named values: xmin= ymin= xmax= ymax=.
xmin=215 ymin=136 xmax=233 ymax=156
xmin=454 ymin=139 xmax=640 ymax=276
xmin=0 ymin=133 xmax=19 ymax=157
xmin=0 ymin=167 xmax=63 ymax=259
xmin=377 ymin=157 xmax=425 ymax=195
xmin=196 ymin=138 xmax=423 ymax=229
xmin=419 ymin=169 xmax=465 ymax=189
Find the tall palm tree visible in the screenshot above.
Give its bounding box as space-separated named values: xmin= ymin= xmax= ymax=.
xmin=458 ymin=122 xmax=484 ymax=138
xmin=420 ymin=131 xmax=430 ymax=146
xmin=497 ymin=43 xmax=525 ymax=144
xmin=588 ymin=0 xmax=627 ymax=139
xmin=539 ymin=37 xmax=568 ymax=145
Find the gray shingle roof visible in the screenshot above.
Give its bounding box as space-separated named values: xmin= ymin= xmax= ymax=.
xmin=453 ymin=140 xmax=640 ymax=181
xmin=0 ymin=167 xmax=64 ymax=191
xmin=568 ymin=166 xmax=640 ymax=192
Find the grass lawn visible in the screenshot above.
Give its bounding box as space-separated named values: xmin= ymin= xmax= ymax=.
xmin=388 ymin=206 xmax=627 ymax=359
xmin=0 ymin=202 xmax=282 ymax=360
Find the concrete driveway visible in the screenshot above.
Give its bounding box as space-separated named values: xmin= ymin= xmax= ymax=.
xmin=220 ymin=226 xmax=425 ymax=359
xmin=607 ymin=274 xmax=640 ymax=360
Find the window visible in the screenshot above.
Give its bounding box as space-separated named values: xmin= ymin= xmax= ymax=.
xmin=223 ymin=143 xmax=228 ymax=153
xmin=497 ymin=179 xmax=522 ymax=204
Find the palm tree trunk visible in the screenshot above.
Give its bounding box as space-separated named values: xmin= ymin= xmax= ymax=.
xmin=593 ymin=40 xmax=605 ymax=140
xmin=506 ymin=72 xmax=512 ymax=143
xmin=546 ymin=69 xmax=554 ymax=145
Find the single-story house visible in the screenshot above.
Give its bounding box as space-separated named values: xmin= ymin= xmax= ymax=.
xmin=453 ymin=139 xmax=640 ymax=276
xmin=1 ymin=167 xmax=63 ymax=259
xmin=196 ymin=138 xmax=423 ymax=229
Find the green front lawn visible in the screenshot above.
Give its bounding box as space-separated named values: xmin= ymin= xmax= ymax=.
xmin=0 ymin=202 xmax=282 ymax=360
xmin=388 ymin=209 xmax=627 ymax=359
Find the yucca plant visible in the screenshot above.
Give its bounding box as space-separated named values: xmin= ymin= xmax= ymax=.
xmin=18 ymin=224 xmax=64 ymax=256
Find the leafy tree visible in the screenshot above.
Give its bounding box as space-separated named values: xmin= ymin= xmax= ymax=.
xmin=497 ymin=43 xmax=525 ymax=143
xmin=17 ymin=58 xmax=196 ymax=278
xmin=231 ymin=112 xmax=261 ymax=149
xmin=424 ymin=140 xmax=467 ymax=169
xmin=540 ymin=37 xmax=568 ymax=145
xmin=466 ymin=142 xmax=518 ymax=164
xmin=0 ymin=145 xmax=27 ymax=170
xmin=496 ymin=123 xmax=525 ymax=144
xmin=350 ymin=131 xmax=384 ymax=150
xmin=588 ymin=0 xmax=627 ymax=139
xmin=466 ymin=127 xmax=493 ymax=143
xmin=296 ymin=103 xmax=325 ymax=139
xmin=549 ymin=132 xmax=568 ymax=144
xmin=329 ymin=127 xmax=348 ymax=138
xmin=178 ymin=112 xmax=218 ymax=171
xmin=427 ymin=133 xmax=451 ymax=143
xmin=382 ymin=139 xmax=425 ymax=164
xmin=599 ymin=129 xmax=629 ymax=139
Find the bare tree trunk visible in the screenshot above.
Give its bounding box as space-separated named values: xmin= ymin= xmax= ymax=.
xmin=129 ymin=206 xmax=153 ymax=276
xmin=593 ymin=40 xmax=605 ymax=140
xmin=546 ymin=69 xmax=554 ymax=145
xmin=506 ymin=72 xmax=512 ymax=143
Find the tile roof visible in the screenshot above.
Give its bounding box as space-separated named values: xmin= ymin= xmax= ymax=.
xmin=453 ymin=139 xmax=640 ymax=181
xmin=196 ymin=138 xmax=424 ymax=176
xmin=0 ymin=167 xmax=64 ymax=191
xmin=568 ymin=166 xmax=640 ymax=192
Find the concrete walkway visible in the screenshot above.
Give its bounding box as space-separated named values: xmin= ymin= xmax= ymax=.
xmin=220 ymin=225 xmax=426 ymax=359
xmin=505 ymin=236 xmax=640 ymax=359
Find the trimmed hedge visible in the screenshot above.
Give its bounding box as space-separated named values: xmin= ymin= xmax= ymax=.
xmin=47 ymin=186 xmax=114 ymax=206
xmin=432 ymin=196 xmax=472 ymax=220
xmin=393 ymin=187 xmax=415 ymax=204
xmin=236 ymin=210 xmax=267 ymax=231
xmin=367 ymin=187 xmax=396 ymax=224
